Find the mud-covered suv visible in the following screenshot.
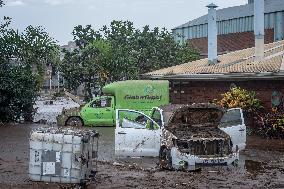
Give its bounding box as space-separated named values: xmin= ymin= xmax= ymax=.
xmin=115 ymin=103 xmax=246 ymax=170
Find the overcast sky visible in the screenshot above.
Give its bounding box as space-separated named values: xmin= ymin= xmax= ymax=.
xmin=1 ymin=0 xmax=247 ymax=45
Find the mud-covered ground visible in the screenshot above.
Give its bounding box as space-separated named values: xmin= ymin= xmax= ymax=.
xmin=0 ymin=124 xmax=284 ymax=189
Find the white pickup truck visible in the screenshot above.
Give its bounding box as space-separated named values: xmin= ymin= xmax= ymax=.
xmin=115 ymin=103 xmax=246 ymax=170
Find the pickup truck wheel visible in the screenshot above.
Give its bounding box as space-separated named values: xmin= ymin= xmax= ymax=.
xmin=66 ymin=117 xmax=83 ymax=127
xmin=159 ymin=148 xmax=172 ymax=170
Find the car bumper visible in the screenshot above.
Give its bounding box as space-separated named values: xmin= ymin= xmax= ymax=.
xmin=171 ymin=147 xmax=239 ymax=170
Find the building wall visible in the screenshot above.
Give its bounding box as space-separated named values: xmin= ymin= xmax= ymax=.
xmin=188 ymin=29 xmax=274 ymax=56
xmin=169 ymin=80 xmax=284 ymax=111
xmin=173 ymin=10 xmax=284 ymax=44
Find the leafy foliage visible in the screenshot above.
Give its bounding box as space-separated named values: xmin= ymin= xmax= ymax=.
xmin=20 ymin=26 xmax=60 ymax=76
xmin=0 ymin=13 xmax=59 ymax=122
xmin=60 ymin=20 xmax=200 ymax=100
xmin=214 ymin=87 xmax=284 ymax=138
xmin=214 ymin=87 xmax=262 ymax=113
xmin=60 ymin=39 xmax=111 ymax=101
xmin=0 ymin=64 xmax=38 ymax=122
xmin=254 ymin=111 xmax=284 ymax=139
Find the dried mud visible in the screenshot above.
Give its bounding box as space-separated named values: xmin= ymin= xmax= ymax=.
xmin=0 ymin=124 xmax=284 ymax=189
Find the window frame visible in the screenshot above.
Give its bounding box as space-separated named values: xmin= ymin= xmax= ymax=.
xmin=90 ymin=97 xmax=112 ymax=108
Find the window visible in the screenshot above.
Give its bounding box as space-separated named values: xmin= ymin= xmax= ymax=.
xmin=271 ymin=91 xmax=283 ymax=109
xmin=220 ymin=109 xmax=242 ymax=128
xmin=151 ymin=109 xmax=162 ymax=127
xmin=90 ymin=98 xmax=111 ymax=108
xmin=118 ymin=110 xmax=157 ymax=130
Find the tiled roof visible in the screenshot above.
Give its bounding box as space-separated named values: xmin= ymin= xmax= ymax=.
xmin=145 ymin=40 xmax=284 ymax=78
xmin=174 ymin=0 xmax=284 ymax=29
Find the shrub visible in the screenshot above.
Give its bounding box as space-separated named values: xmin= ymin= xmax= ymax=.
xmin=0 ymin=65 xmax=38 ymax=122
xmin=214 ymin=87 xmax=284 ymax=138
xmin=213 ymin=87 xmax=262 ymax=113
xmin=254 ymin=111 xmax=284 ymax=139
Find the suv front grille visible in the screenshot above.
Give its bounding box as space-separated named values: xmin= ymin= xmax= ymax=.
xmin=175 ymin=138 xmax=232 ymax=157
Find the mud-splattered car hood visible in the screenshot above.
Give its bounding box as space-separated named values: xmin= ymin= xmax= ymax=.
xmin=160 ymin=103 xmax=225 ymax=128
xmin=159 ymin=103 xmax=232 ymax=157
xmin=159 ymin=103 xmax=229 ymax=141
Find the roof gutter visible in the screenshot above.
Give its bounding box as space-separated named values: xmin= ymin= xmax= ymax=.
xmin=144 ymin=72 xmax=284 ymax=81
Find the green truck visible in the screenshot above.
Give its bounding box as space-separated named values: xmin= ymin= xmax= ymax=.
xmin=57 ymin=80 xmax=169 ymax=127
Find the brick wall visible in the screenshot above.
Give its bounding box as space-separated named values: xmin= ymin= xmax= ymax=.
xmin=188 ymin=29 xmax=275 ymax=57
xmin=169 ymin=80 xmax=284 ymax=111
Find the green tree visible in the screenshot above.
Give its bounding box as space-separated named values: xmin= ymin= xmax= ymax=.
xmin=102 ymin=21 xmax=137 ymax=81
xmin=0 ymin=64 xmax=38 ymax=122
xmin=0 ymin=5 xmax=60 ymax=122
xmin=60 ymin=20 xmax=200 ymax=100
xmin=132 ymin=25 xmax=199 ymax=73
xmin=85 ymin=40 xmax=113 ymax=90
xmin=102 ymin=21 xmax=199 ymax=80
xmin=21 ymin=26 xmax=60 ymax=79
xmin=60 ymin=50 xmax=81 ymax=91
xmin=60 ymin=39 xmax=112 ymax=100
xmin=60 ymin=25 xmax=103 ymax=100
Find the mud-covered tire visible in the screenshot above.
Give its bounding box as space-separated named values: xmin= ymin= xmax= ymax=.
xmin=159 ymin=147 xmax=172 ymax=170
xmin=65 ymin=117 xmax=83 ymax=127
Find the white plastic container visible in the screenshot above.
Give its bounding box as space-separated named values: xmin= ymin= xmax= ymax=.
xmin=29 ymin=127 xmax=99 ymax=184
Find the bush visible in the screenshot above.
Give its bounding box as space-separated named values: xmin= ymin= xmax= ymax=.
xmin=254 ymin=111 xmax=284 ymax=139
xmin=214 ymin=87 xmax=284 ymax=138
xmin=213 ymin=87 xmax=262 ymax=113
xmin=213 ymin=87 xmax=262 ymax=136
xmin=0 ymin=65 xmax=38 ymax=122
xmin=0 ymin=13 xmax=59 ymax=122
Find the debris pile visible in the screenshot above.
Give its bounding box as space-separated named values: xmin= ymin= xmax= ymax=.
xmin=33 ymin=97 xmax=80 ymax=124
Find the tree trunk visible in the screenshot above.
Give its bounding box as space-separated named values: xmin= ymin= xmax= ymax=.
xmin=84 ymin=80 xmax=93 ymax=102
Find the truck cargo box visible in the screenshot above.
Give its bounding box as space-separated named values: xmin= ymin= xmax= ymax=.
xmin=102 ymin=80 xmax=169 ymax=112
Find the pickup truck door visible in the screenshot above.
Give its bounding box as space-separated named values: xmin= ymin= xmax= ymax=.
xmin=219 ymin=108 xmax=246 ymax=151
xmin=115 ymin=109 xmax=161 ymax=157
xmin=81 ymin=97 xmax=114 ymax=126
